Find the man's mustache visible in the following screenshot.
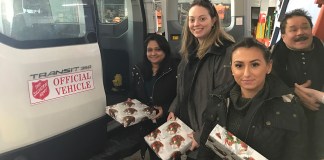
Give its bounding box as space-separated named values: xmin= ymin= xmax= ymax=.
xmin=294 ymin=35 xmax=308 ymax=42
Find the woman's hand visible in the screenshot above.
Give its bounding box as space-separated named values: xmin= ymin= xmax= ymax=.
xmin=152 ymin=106 xmax=163 ymax=120
xmin=188 ymin=132 xmax=199 ymax=151
xmin=167 ymin=112 xmax=176 ymax=121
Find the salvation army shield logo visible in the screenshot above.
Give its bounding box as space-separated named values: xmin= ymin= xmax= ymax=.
xmin=32 ymin=80 xmax=50 ymax=100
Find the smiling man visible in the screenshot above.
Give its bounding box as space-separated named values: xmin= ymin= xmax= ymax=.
xmin=270 ymin=8 xmax=324 ymax=160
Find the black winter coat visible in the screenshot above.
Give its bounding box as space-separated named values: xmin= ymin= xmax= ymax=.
xmin=271 ymin=37 xmax=324 ymax=159
xmin=129 ymin=58 xmax=178 ymax=125
xmin=202 ymin=75 xmax=308 ymax=160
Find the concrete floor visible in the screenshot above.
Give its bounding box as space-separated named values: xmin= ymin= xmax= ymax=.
xmin=122 ymin=150 xmax=150 ymax=160
xmin=122 ymin=150 xmax=189 ymax=160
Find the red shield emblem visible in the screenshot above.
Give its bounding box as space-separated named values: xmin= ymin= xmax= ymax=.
xmin=32 ymin=80 xmax=50 ymax=100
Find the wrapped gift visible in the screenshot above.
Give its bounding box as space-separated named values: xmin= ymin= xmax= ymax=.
xmin=144 ymin=118 xmax=193 ymax=160
xmin=206 ymin=124 xmax=267 ymax=160
xmin=106 ymin=99 xmax=156 ymax=127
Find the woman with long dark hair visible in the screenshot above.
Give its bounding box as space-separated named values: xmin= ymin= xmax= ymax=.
xmin=203 ymin=38 xmax=308 ymax=160
xmin=129 ymin=33 xmax=178 ymax=159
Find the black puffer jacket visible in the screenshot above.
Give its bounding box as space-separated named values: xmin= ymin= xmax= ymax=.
xmin=129 ymin=58 xmax=178 ymax=125
xmin=202 ymin=75 xmax=308 ymax=160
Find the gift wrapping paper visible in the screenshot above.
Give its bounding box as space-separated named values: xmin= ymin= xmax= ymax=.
xmin=106 ymin=99 xmax=156 ymax=127
xmin=144 ymin=118 xmax=193 ymax=160
xmin=206 ymin=124 xmax=267 ymax=160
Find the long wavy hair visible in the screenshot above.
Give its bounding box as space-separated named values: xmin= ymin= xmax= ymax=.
xmin=142 ymin=33 xmax=171 ymax=80
xmin=180 ymin=0 xmax=235 ymax=60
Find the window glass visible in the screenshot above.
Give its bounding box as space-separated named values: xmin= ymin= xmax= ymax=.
xmin=0 ymin=0 xmax=88 ymax=41
xmin=96 ymin=0 xmax=127 ymax=24
xmin=178 ymin=0 xmax=232 ymax=27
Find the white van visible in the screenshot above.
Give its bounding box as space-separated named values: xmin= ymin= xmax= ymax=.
xmin=0 ymin=0 xmax=107 ymax=159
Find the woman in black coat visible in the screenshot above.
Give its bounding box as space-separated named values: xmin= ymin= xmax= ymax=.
xmin=128 ymin=33 xmax=178 ymax=160
xmin=201 ymin=38 xmax=308 ymax=160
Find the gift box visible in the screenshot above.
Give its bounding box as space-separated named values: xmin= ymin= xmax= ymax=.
xmin=106 ymin=99 xmax=156 ymax=127
xmin=144 ymin=118 xmax=193 ymax=160
xmin=206 ymin=124 xmax=267 ymax=160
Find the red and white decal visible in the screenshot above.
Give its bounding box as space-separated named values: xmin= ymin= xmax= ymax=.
xmin=28 ymin=70 xmax=94 ymax=105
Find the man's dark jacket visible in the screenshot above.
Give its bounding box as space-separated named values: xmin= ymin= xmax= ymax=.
xmin=271 ymin=37 xmax=324 ymax=159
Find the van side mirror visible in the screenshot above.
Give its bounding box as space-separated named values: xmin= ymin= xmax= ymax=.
xmin=86 ymin=32 xmax=97 ymax=43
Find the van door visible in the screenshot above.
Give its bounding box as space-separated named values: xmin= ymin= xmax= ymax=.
xmin=95 ymin=0 xmax=147 ymax=105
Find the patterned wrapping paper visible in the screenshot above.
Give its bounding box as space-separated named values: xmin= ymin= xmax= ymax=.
xmin=206 ymin=124 xmax=268 ymax=160
xmin=144 ymin=118 xmax=193 ymax=160
xmin=106 ymin=99 xmax=156 ymax=127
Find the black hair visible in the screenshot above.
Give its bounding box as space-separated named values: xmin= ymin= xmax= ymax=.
xmin=231 ymin=37 xmax=271 ymax=63
xmin=280 ymin=9 xmax=313 ymax=34
xmin=142 ymin=33 xmax=171 ymax=80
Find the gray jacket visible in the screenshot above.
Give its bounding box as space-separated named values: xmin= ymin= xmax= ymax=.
xmin=169 ymin=41 xmax=234 ymax=144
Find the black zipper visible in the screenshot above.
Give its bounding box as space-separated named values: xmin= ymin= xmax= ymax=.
xmin=243 ymin=97 xmax=276 ymax=141
xmin=151 ymin=67 xmax=172 ymax=103
xmin=134 ymin=65 xmax=145 ymax=85
xmin=244 ymin=101 xmax=263 ymax=141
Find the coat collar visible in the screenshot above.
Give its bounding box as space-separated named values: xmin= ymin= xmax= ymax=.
xmin=206 ymin=39 xmax=233 ymax=56
xmin=265 ymin=74 xmax=292 ymax=99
